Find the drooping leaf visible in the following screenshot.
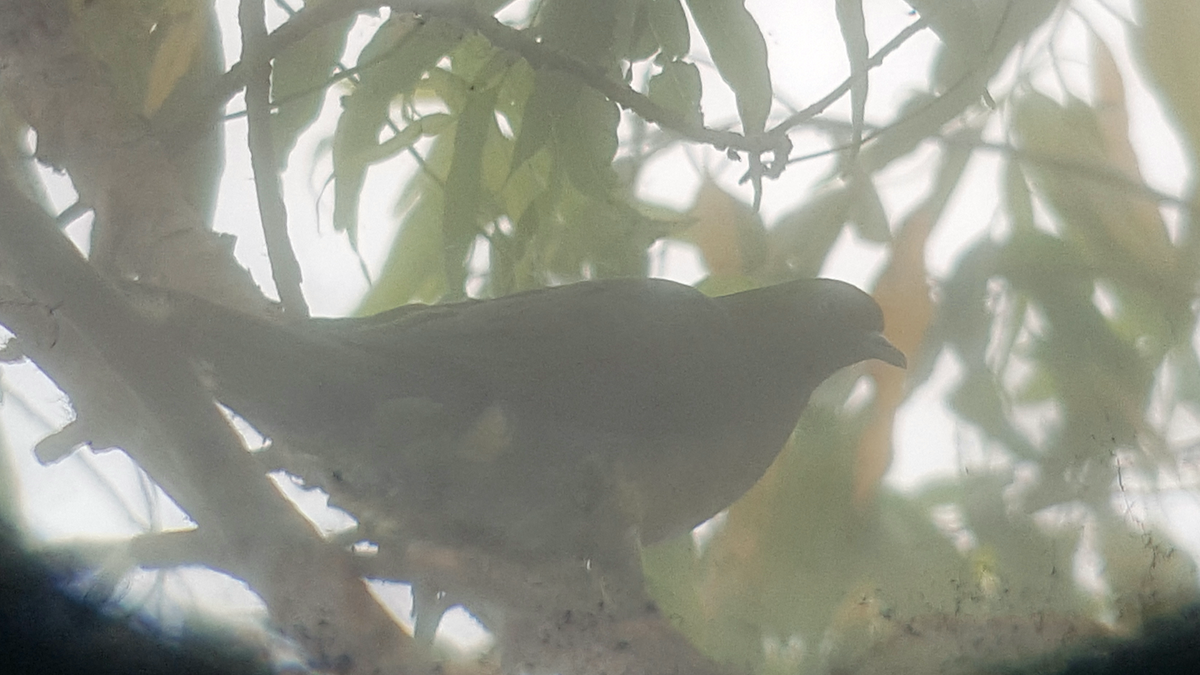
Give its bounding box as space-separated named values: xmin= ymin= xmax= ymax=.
xmin=508 ymin=70 xmax=571 ymax=174
xmin=766 ymin=186 xmax=853 ymax=278
xmin=1004 ymin=160 xmax=1036 ymax=233
xmin=860 ymin=0 xmax=1057 ymax=173
xmin=494 ymin=57 xmax=535 ymax=134
xmin=904 ymin=0 xmax=985 ymax=88
xmin=620 ymin=0 xmax=692 ymax=65
xmin=270 ymin=1 xmax=354 ymax=164
xmin=424 ymin=66 xmax=469 ymax=113
xmin=615 ymin=0 xmax=656 ymax=63
xmin=1137 ymin=0 xmax=1200 ymax=162
xmin=443 ymin=80 xmax=503 ymax=298
xmin=650 ymin=0 xmax=691 ymax=61
xmin=69 ymin=0 xmax=159 ymax=112
xmin=847 ymin=175 xmax=890 ymax=243
xmin=331 ymin=18 xmax=463 ymax=243
xmin=997 ymin=230 xmax=1153 ymax=474
xmin=684 ymin=0 xmax=772 ymax=134
xmin=558 ymin=88 xmax=620 ymax=198
xmin=1090 ymin=35 xmax=1187 ymax=309
xmin=1012 ymin=91 xmax=1183 ymax=313
xmin=647 ymin=60 xmax=703 ymax=130
xmin=856 ymin=199 xmax=935 ymax=505
xmin=359 ymin=178 xmax=449 ymax=314
xmin=356 ymin=113 xmax=452 ymax=165
xmin=481 ymin=110 xmax=516 ymax=199
xmin=538 ymin=0 xmax=620 ymax=60
xmin=545 ymin=180 xmax=653 ymax=278
xmin=835 ymin=0 xmax=868 ymax=151
xmin=68 ymin=0 xmax=224 ymax=221
xmin=357 ymin=130 xmax=459 ymax=314
xmin=500 ymin=145 xmax=552 ymax=227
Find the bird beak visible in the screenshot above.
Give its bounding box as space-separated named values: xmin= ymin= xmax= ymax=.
xmin=863 ymin=333 xmax=907 ymax=369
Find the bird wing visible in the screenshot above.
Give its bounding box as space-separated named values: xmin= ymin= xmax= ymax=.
xmin=332 ymin=278 xmax=747 ymax=439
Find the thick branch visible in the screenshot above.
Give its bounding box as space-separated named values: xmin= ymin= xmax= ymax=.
xmin=0 ymin=178 xmax=432 ymax=674
xmin=0 ymin=0 xmax=261 ymax=308
xmin=0 ymin=0 xmax=431 ymax=667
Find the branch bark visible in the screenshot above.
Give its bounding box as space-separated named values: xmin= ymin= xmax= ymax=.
xmin=0 ymin=0 xmax=433 ymax=669
xmin=0 ymin=0 xmax=261 ymax=307
xmin=0 ymin=175 xmax=432 ymax=674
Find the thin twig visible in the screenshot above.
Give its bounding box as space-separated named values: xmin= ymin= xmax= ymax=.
xmin=218 ymin=0 xmax=379 ymax=108
xmin=219 ymin=1 xmax=930 ymax=203
xmin=770 ymin=17 xmax=929 ymax=136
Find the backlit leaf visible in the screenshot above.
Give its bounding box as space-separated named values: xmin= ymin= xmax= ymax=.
xmin=269 ymin=0 xmax=353 ymax=164
xmin=647 ymin=60 xmax=703 ymax=130
xmin=684 ymin=0 xmax=771 ymax=133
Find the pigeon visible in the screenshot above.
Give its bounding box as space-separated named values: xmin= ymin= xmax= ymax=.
xmin=149 ymin=277 xmax=905 ymax=568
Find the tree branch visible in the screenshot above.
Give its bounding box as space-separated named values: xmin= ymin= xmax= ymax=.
xmin=0 ymin=0 xmax=262 ymax=308
xmin=239 ymin=0 xmax=309 ymax=316
xmin=0 ymin=176 xmax=433 ymax=674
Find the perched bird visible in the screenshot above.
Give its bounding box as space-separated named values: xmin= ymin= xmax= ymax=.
xmin=148 ymin=277 xmax=905 ymax=570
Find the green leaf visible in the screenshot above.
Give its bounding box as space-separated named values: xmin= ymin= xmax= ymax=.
xmin=650 ymin=0 xmax=691 ymax=60
xmin=547 ymin=182 xmax=652 ymax=278
xmin=539 ymin=0 xmax=620 ymax=61
xmin=620 ymin=0 xmax=691 ymax=63
xmin=1004 ymin=160 xmax=1036 ymax=233
xmin=1012 ymin=91 xmax=1185 ymax=310
xmin=443 ymin=79 xmax=502 ymax=297
xmin=501 ymin=145 xmax=552 ymax=225
xmin=684 ymin=0 xmax=772 ymax=133
xmin=647 ymin=60 xmax=703 ymax=129
xmin=358 ymin=113 xmax=452 ymax=165
xmin=616 ymin=0 xmax=657 ymax=63
xmin=482 ymin=109 xmax=516 ymax=197
xmin=695 ymin=274 xmax=757 ymax=296
xmin=269 ymin=2 xmax=353 ymax=165
xmin=1137 ymin=0 xmax=1200 ymax=160
xmin=143 ymin=2 xmax=205 ymax=117
xmin=640 ymin=536 xmax=703 ymax=639
xmin=999 ymin=232 xmax=1154 ymax=445
xmin=904 ymin=0 xmax=985 ymax=87
xmin=558 ymin=88 xmax=621 ymax=198
xmin=331 ymin=18 xmax=463 ymax=244
xmin=357 ymin=126 xmax=461 ymax=314
xmin=495 ymin=58 xmax=535 ymax=131
xmin=949 ymin=370 xmax=1039 ymax=459
xmin=358 ymin=179 xmax=448 ymax=314
xmin=1168 ymin=344 xmax=1200 ymax=412
xmin=425 ymin=67 xmax=469 ymax=113
xmin=847 ymin=176 xmax=890 ymax=243
xmin=450 ymin=32 xmax=502 ymax=83
xmin=835 ymin=0 xmax=868 ymax=148
xmin=768 ymin=187 xmax=853 ymax=277
xmin=508 ymin=70 xmax=570 ymax=173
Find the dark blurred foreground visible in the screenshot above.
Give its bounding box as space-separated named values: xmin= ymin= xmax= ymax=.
xmin=0 ymin=522 xmax=272 ymax=675
xmin=2 ymin=517 xmax=1199 ymax=675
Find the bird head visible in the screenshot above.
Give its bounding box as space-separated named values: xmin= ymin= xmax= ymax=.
xmin=721 ymin=278 xmax=907 ymax=381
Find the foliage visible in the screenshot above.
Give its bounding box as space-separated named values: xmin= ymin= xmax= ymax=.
xmin=2 ymin=0 xmax=1200 ymax=673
